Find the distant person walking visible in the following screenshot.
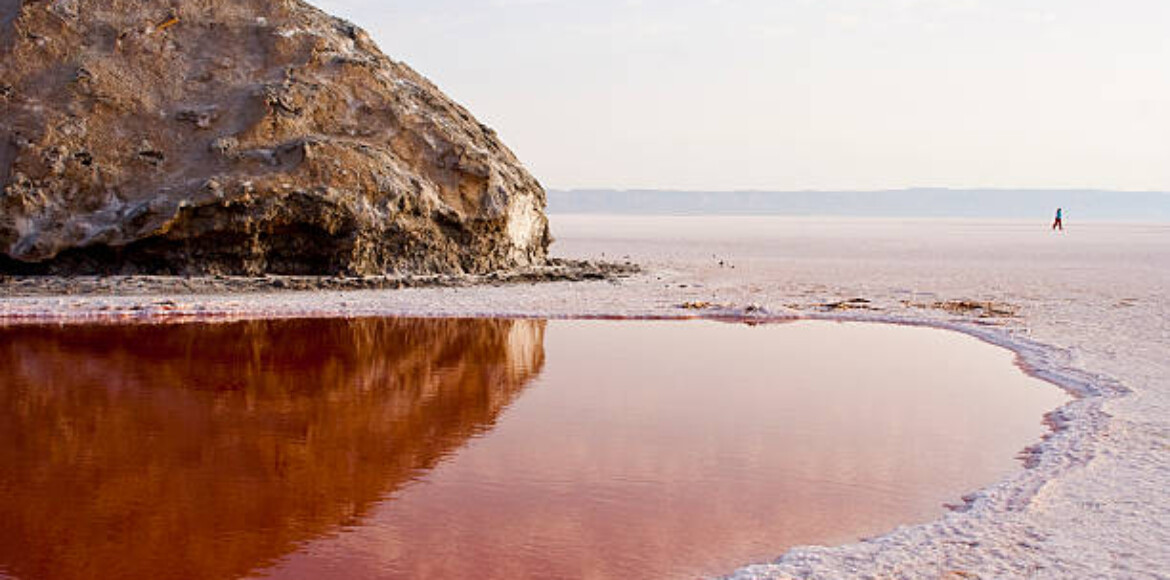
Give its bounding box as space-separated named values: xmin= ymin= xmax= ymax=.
xmin=1052 ymin=207 xmax=1063 ymax=231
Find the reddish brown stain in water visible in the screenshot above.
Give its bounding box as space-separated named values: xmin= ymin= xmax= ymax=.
xmin=0 ymin=318 xmax=545 ymax=580
xmin=0 ymin=319 xmax=1065 ymax=580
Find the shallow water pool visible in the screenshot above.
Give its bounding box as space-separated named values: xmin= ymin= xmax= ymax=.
xmin=0 ymin=318 xmax=1066 ymax=579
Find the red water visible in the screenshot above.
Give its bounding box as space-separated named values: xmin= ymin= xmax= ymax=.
xmin=0 ymin=318 xmax=1066 ymax=580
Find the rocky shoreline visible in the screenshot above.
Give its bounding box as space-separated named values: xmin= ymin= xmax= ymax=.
xmin=0 ymin=258 xmax=638 ymax=298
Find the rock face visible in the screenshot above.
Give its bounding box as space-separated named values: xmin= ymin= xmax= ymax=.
xmin=0 ymin=0 xmax=550 ymax=275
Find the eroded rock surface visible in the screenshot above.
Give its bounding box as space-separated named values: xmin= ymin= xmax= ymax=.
xmin=0 ymin=0 xmax=550 ymax=275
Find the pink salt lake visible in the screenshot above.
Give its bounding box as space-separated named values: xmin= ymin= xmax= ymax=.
xmin=0 ymin=318 xmax=1067 ymax=580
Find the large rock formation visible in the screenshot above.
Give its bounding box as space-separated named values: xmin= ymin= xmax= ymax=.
xmin=0 ymin=0 xmax=550 ymax=275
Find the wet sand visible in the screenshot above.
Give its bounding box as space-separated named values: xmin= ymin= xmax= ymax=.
xmin=1 ymin=215 xmax=1167 ymax=578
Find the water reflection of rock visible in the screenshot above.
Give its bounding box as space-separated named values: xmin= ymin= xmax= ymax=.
xmin=0 ymin=318 xmax=546 ymax=580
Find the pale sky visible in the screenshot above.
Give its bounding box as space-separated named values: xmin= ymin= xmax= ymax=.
xmin=313 ymin=0 xmax=1170 ymax=191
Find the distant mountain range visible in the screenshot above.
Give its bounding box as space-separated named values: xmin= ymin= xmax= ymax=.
xmin=547 ymin=189 xmax=1170 ymax=221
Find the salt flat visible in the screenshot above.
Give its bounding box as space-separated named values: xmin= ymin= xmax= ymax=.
xmin=1 ymin=215 xmax=1167 ymax=578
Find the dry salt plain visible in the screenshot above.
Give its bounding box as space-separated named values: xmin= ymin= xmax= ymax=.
xmin=1 ymin=215 xmax=1168 ymax=579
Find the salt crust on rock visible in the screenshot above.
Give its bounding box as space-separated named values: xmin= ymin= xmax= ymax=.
xmin=0 ymin=0 xmax=550 ymax=275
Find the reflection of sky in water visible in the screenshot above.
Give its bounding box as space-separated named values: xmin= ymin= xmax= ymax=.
xmin=0 ymin=319 xmax=1066 ymax=580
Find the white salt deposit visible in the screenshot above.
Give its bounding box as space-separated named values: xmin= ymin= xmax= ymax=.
xmin=1 ymin=215 xmax=1167 ymax=578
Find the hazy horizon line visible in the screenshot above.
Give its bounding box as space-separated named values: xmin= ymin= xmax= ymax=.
xmin=546 ymin=189 xmax=1170 ymax=221
xmin=550 ymin=187 xmax=1170 ymax=195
